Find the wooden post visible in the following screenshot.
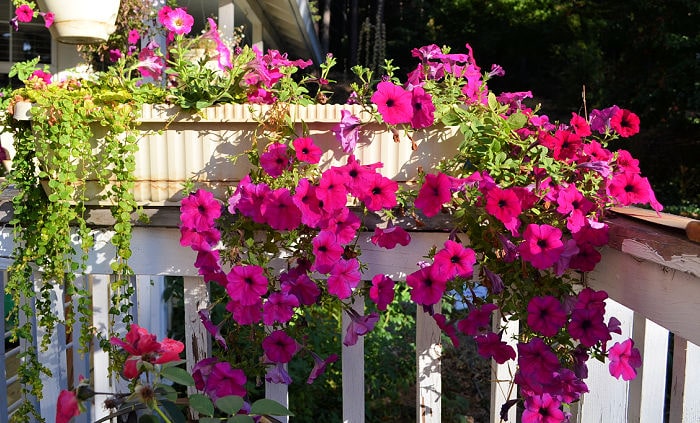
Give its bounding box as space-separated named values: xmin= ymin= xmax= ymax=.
xmin=416 ymin=305 xmax=441 ymax=423
xmin=342 ymin=296 xmax=365 ymax=423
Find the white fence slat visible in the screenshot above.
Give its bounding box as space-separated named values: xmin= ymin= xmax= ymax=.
xmin=265 ymin=364 xmax=289 ymax=423
xmin=34 ymin=272 xmax=67 ymax=423
xmin=135 ymin=275 xmax=167 ymax=339
xmin=416 ymin=305 xmax=441 ymax=422
xmin=91 ymin=274 xmax=117 ymax=422
xmin=0 ymin=269 xmax=8 ymax=423
xmin=71 ymin=275 xmax=91 ymax=423
xmin=628 ymin=316 xmax=669 ymax=422
xmin=342 ymin=296 xmax=365 ymax=423
xmin=183 ymin=276 xmax=211 ymax=396
xmin=576 ymin=299 xmax=633 ymax=423
xmin=490 ymin=315 xmax=518 ymax=423
xmin=669 ymin=336 xmax=700 ymax=423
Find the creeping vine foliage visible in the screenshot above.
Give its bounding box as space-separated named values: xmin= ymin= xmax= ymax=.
xmin=5 ymin=77 xmax=140 ymax=421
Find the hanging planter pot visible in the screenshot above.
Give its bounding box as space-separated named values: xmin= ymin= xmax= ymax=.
xmin=36 ymin=0 xmax=120 ymax=44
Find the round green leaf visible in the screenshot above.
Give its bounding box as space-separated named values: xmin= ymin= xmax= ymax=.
xmin=189 ymin=393 xmax=215 ymax=417
xmin=249 ymin=399 xmax=294 ymax=416
xmin=160 ymin=366 xmax=195 ymax=386
xmin=228 ymin=415 xmax=255 ymax=423
xmin=215 ymin=396 xmax=245 ymax=415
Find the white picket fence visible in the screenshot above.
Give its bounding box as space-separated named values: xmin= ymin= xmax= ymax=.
xmin=1 ymin=216 xmax=699 ymax=423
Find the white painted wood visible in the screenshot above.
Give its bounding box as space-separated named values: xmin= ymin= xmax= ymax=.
xmin=577 ymin=299 xmax=633 ymax=423
xmin=588 ymin=246 xmax=700 ymax=346
xmin=669 ymin=336 xmax=700 ymax=423
xmin=135 ymin=275 xmax=167 ymax=338
xmin=342 ymin=296 xmax=365 ymax=423
xmin=265 ymin=365 xmax=289 ymax=423
xmin=0 ymin=270 xmax=8 ymax=423
xmin=619 ymin=238 xmax=700 ymax=278
xmin=34 ymin=272 xmax=67 ymax=423
xmin=91 ymin=274 xmax=116 ymax=423
xmin=183 ymin=276 xmax=211 ymax=396
xmin=627 ymin=316 xmax=669 ymax=423
xmin=490 ymin=315 xmax=518 ymax=423
xmin=416 ymin=305 xmax=441 ymax=423
xmin=71 ymin=275 xmax=91 ymax=423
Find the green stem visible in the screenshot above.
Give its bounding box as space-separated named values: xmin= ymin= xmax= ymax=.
xmin=153 ymin=403 xmax=173 ymax=423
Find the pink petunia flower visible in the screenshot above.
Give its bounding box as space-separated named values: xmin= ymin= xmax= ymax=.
xmin=40 ymin=12 xmax=54 ymax=27
xmin=260 ymin=187 xmax=302 ymax=231
xmin=371 ymin=81 xmax=413 ymax=125
xmin=569 ymin=112 xmax=591 ymax=137
xmin=159 ymin=6 xmax=194 ymax=35
xmin=433 ymin=313 xmax=460 ymax=347
xmin=517 ymin=338 xmax=561 ymax=394
xmin=323 ymin=207 xmax=360 ymax=245
xmin=521 ymin=394 xmax=565 ymax=423
xmin=137 ymin=45 xmax=165 ymax=80
xmin=338 ymin=155 xmax=381 ymax=197
xmin=198 ymin=309 xmax=227 ymax=350
xmin=280 ymin=265 xmax=320 ymax=306
xmin=307 ymin=352 xmax=338 ymax=384
xmin=180 ymin=189 xmax=221 ymax=230
xmin=262 ymin=292 xmax=300 ymax=325
xmin=369 ymin=274 xmax=395 ymax=311
xmin=332 ymin=110 xmax=362 ymax=153
xmin=406 ymin=265 xmax=448 ymax=306
xmin=292 ymin=178 xmax=326 ymax=228
xmin=128 ymin=29 xmax=140 ymax=44
xmin=265 ymin=362 xmax=292 ymax=385
xmin=15 ymin=5 xmax=33 ymax=23
xmin=327 ymin=258 xmax=361 ymax=299
xmin=410 ymin=86 xmax=436 ymax=129
xmin=371 ymin=223 xmax=411 ymax=249
xmin=311 ymin=230 xmax=344 ymax=273
xmin=432 ymin=240 xmax=476 ymax=279
xmin=226 ymin=265 xmax=269 ymax=306
xmin=56 ymin=390 xmax=80 ymax=423
xmin=589 ymin=105 xmax=620 ymax=134
xmin=610 ymin=108 xmax=640 ymax=138
xmin=260 ymin=142 xmax=291 ymax=177
xmin=343 ymin=310 xmax=379 ymax=346
xmin=608 ymin=171 xmax=652 ymax=206
xmin=568 ymin=307 xmax=611 ymax=347
xmin=292 ymin=136 xmax=323 ymax=164
xmin=316 ymin=168 xmax=350 ymax=212
xmin=202 ymin=18 xmax=232 ymax=70
xmin=360 ymin=173 xmax=398 ymax=211
xmin=262 ymin=330 xmax=299 ymax=363
xmin=414 ymin=172 xmax=452 ymax=217
xmin=205 ymin=361 xmax=247 ymax=400
xmin=527 ymin=296 xmax=567 ymax=337
xmin=475 ymin=332 xmax=516 ymax=364
xmin=225 ymin=298 xmax=263 ymax=325
xmin=518 ymin=224 xmax=565 ymax=270
xmin=457 ymin=303 xmax=498 ymax=336
xmin=608 ymin=338 xmax=642 ymax=381
xmin=484 ymin=187 xmax=522 ymax=236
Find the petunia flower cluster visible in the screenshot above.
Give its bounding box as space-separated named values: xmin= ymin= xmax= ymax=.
xmin=169 ymin=41 xmax=658 ymax=423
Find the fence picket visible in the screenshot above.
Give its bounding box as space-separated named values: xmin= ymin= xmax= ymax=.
xmin=342 ymin=295 xmax=365 ymax=423
xmin=416 ymin=305 xmax=441 ymax=422
xmin=628 ymin=315 xmax=669 ymax=422
xmin=669 ymin=336 xmax=700 ymax=422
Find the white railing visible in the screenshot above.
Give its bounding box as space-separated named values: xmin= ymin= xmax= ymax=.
xmin=1 ymin=214 xmax=699 ymax=423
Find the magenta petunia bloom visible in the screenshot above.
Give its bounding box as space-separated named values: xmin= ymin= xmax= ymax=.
xmin=527 ymin=296 xmax=567 ymax=337
xmin=194 ymin=250 xmax=221 ymax=276
xmin=369 ymin=274 xmax=395 ymax=311
xmin=260 ymin=142 xmax=291 ymax=177
xmin=517 ymin=338 xmax=561 ymax=394
xmin=292 ymin=178 xmax=326 ymax=228
xmin=180 ymin=226 xmax=220 ymax=251
xmin=484 ymin=187 xmax=522 ymax=235
xmin=518 ymin=224 xmax=565 ymax=270
xmin=608 ymin=171 xmax=652 ymax=206
xmin=542 ymin=129 xmax=582 ymax=162
xmin=327 ymin=258 xmax=361 ymax=299
xmin=307 ymin=352 xmax=338 ymax=384
xmin=371 ymin=81 xmax=413 ymax=125
xmin=40 ymin=11 xmax=54 ymax=28
xmin=180 ymin=189 xmax=221 ymax=230
xmin=610 ymin=108 xmax=640 ymax=138
xmin=316 ymin=168 xmax=350 ymax=212
xmin=15 ymin=5 xmax=33 ymax=23
xmin=159 ymin=7 xmax=194 ymax=35
xmin=371 ymin=223 xmax=411 ymax=249
xmin=475 ymin=332 xmax=516 ymax=364
xmin=569 ymin=112 xmax=591 ymax=137
xmin=234 ymin=178 xmax=271 ymax=224
xmin=589 ymin=105 xmax=620 ymax=134
xmin=262 ymin=330 xmax=299 ymax=363
xmin=360 ymin=173 xmax=398 ymax=211
xmin=521 ymin=394 xmax=565 ymax=423
xmin=343 ymin=310 xmax=379 ymax=346
xmin=56 ymin=390 xmax=80 ymax=423
xmin=614 ymin=149 xmax=641 ymax=174
xmin=569 ymin=243 xmax=602 ymax=272
xmin=433 ymin=313 xmax=460 ymax=347
xmin=608 ymin=338 xmax=642 ymax=381
xmin=332 ymin=110 xmax=362 ymax=153
xmin=406 ymin=265 xmax=448 ymax=306
xmin=432 ymin=240 xmax=476 ymax=279
xmin=225 ymin=298 xmax=263 ymax=325
xmin=265 ymin=362 xmax=292 ymax=385
xmin=137 ymin=45 xmax=166 ymax=80
xmin=202 ymin=18 xmax=232 ymax=70
xmin=568 ymin=307 xmax=611 ymax=347
xmin=292 ymin=136 xmax=323 ymax=164
xmin=128 ymin=29 xmax=140 ymax=44
xmin=410 ymin=86 xmax=436 ymax=129
xmin=261 ymin=187 xmax=302 ymax=231
xmin=226 ymin=265 xmax=269 ymax=306
xmin=198 ymin=310 xmax=227 ymax=350
xmin=311 ymin=230 xmax=344 ymax=273
xmin=323 ymin=207 xmax=360 ymax=245
xmin=280 ymin=267 xmax=321 ymax=305
xmin=262 ymin=292 xmax=300 ymax=325
xmin=206 ymin=362 xmax=247 ymax=400
xmin=457 ymin=303 xmax=498 ymax=336
xmin=414 ymin=172 xmax=452 ymax=217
